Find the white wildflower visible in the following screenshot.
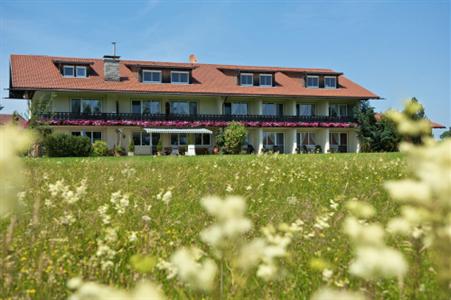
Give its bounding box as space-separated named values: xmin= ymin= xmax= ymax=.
xmin=162 ymin=191 xmax=172 ymax=205
xmin=170 ymin=247 xmax=217 ymax=291
xmin=349 ymin=246 xmax=408 ymax=280
xmin=311 ymin=287 xmax=366 ymax=300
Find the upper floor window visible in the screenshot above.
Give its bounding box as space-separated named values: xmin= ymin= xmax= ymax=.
xmin=142 ymin=70 xmax=162 ymax=83
xmin=63 ymin=65 xmax=87 ymax=78
xmin=224 ymin=103 xmax=248 ymax=115
xmin=171 ymin=71 xmax=189 ymax=84
xmin=240 ymin=73 xmax=253 ymax=86
xmin=263 ymin=103 xmax=283 ymax=116
xmin=170 ymin=101 xmax=197 ymax=115
xmin=329 ymin=104 xmax=349 ymax=117
xmin=259 ymin=74 xmax=273 ymax=87
xmin=131 ymin=100 xmax=160 ymax=114
xmin=296 ymin=104 xmax=315 ymax=116
xmin=324 ymin=76 xmax=337 ymax=89
xmin=306 ymin=75 xmax=319 ymax=88
xmin=71 ymin=99 xmax=101 ymax=114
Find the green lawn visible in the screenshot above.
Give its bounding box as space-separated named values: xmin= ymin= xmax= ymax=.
xmin=0 ymin=153 xmax=441 ymax=299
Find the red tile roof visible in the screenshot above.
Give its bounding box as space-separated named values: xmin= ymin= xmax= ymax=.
xmin=10 ymin=54 xmax=379 ymax=99
xmin=374 ymin=113 xmax=445 ymax=129
xmin=0 ymin=114 xmax=27 ymax=127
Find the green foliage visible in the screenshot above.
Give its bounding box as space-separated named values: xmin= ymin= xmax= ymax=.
xmin=355 ymin=101 xmax=400 ymax=152
xmin=7 ymin=153 xmax=445 ymax=299
xmin=128 ymin=139 xmax=135 ymax=152
xmin=156 ymin=140 xmax=163 ymax=153
xmin=440 ymin=127 xmax=451 ymax=139
xmin=92 ymin=141 xmax=109 ymax=157
xmin=130 ymin=255 xmax=157 ymax=273
xmin=113 ymin=145 xmax=126 ymax=156
xmin=222 ymin=122 xmax=247 ymax=154
xmin=44 ymin=133 xmax=92 ymax=157
xmin=28 ymin=96 xmax=54 ymax=129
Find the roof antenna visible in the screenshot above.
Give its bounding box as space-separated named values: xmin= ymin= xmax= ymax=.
xmin=112 ymin=41 xmax=117 ymax=56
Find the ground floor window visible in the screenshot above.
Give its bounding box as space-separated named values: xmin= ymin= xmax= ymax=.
xmin=133 ymin=131 xmax=150 ymax=146
xmin=194 ymin=133 xmax=211 ymax=146
xmin=330 ymin=132 xmax=348 ymax=152
xmin=297 ymin=132 xmax=316 ymax=146
xmin=72 ymin=131 xmax=101 ymax=143
xmin=171 ymin=133 xmax=187 ymax=146
xmin=263 ymin=132 xmax=284 ymax=152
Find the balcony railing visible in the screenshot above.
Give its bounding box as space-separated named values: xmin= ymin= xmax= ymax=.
xmin=40 ymin=112 xmax=355 ymax=123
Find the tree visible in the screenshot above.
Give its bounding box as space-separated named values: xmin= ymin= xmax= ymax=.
xmin=440 ymin=127 xmax=451 ymax=140
xmin=222 ymin=122 xmax=247 ymax=154
xmin=354 ymin=101 xmax=400 ymax=152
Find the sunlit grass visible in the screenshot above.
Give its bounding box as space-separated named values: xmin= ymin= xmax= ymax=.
xmin=0 ymin=153 xmax=440 ymax=299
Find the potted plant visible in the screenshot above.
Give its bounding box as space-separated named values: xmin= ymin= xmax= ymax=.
xmin=156 ymin=140 xmax=163 ymax=155
xmin=128 ymin=139 xmax=135 ymax=156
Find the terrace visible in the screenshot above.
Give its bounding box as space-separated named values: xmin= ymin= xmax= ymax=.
xmin=39 ymin=112 xmax=356 ymax=124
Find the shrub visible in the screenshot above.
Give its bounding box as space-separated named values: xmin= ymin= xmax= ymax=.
xmin=113 ymin=145 xmax=126 ymax=156
xmin=44 ymin=133 xmax=92 ymax=157
xmin=92 ymin=140 xmax=109 ymax=156
xmin=128 ymin=139 xmax=135 ymax=153
xmin=222 ymin=122 xmax=247 ymax=154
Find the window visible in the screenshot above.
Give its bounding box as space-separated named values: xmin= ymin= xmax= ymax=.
xmin=171 ymin=71 xmax=189 ymax=84
xmin=171 ymin=133 xmax=187 ymax=146
xmin=71 ymin=99 xmax=101 ymax=114
xmin=142 ymin=70 xmax=162 ymax=83
xmin=133 ymin=131 xmax=150 ymax=146
xmin=63 ymin=65 xmax=88 ymax=77
xmin=231 ymin=103 xmax=248 ymax=115
xmin=263 ymin=132 xmax=284 ymax=152
xmin=306 ymin=75 xmax=319 ymax=88
xmin=240 ymin=73 xmax=253 ymax=86
xmin=324 ymin=76 xmax=337 ymax=89
xmin=63 ymin=65 xmax=74 ymax=77
xmin=263 ymin=103 xmax=283 ymax=116
xmin=194 ymin=133 xmax=211 ymax=146
xmin=75 ymin=66 xmax=87 ymax=78
xmin=170 ymin=101 xmax=197 ymax=115
xmin=330 ymin=132 xmax=348 ymax=152
xmin=259 ymin=74 xmax=273 ymax=87
xmin=73 ymin=131 xmax=101 ymax=143
xmin=329 ymin=104 xmax=349 ymax=117
xmin=131 ymin=100 xmax=160 ymax=114
xmin=297 ymin=132 xmax=316 ymax=146
xmin=296 ymin=104 xmax=315 ymax=116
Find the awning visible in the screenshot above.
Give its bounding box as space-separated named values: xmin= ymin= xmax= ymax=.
xmin=144 ymin=128 xmax=213 ymax=134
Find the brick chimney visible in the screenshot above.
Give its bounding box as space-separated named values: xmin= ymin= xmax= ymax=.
xmin=189 ymin=54 xmax=198 ymax=64
xmin=103 ymin=55 xmax=121 ymax=81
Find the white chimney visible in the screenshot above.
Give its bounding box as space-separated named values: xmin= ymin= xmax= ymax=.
xmin=103 ymin=55 xmax=120 ymax=81
xmin=189 ymin=54 xmax=198 ymax=64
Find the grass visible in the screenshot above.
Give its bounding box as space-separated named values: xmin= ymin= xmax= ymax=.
xmin=0 ymin=153 xmax=441 ymax=299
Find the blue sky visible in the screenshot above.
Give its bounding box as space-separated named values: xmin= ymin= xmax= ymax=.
xmin=0 ymin=0 xmax=449 ymax=135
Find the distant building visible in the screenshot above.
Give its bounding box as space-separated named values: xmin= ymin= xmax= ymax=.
xmin=0 ymin=113 xmax=27 ymax=127
xmin=8 ymin=54 xmax=382 ymax=154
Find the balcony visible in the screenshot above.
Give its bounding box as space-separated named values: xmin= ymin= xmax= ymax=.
xmin=40 ymin=112 xmax=355 ymax=123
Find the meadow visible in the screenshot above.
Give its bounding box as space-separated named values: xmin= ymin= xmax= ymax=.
xmin=0 ymin=153 xmax=443 ymax=299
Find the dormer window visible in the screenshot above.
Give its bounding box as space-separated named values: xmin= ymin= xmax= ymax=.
xmin=325 ymin=76 xmax=337 ymax=89
xmin=259 ymin=74 xmax=273 ymax=87
xmin=306 ymin=75 xmax=319 ymax=88
xmin=171 ymin=71 xmax=189 ymax=84
xmin=63 ymin=65 xmax=87 ymax=78
xmin=142 ymin=70 xmax=162 ymax=83
xmin=76 ymin=66 xmax=87 ymax=77
xmin=240 ymin=73 xmax=253 ymax=86
xmin=63 ymin=65 xmax=75 ymax=77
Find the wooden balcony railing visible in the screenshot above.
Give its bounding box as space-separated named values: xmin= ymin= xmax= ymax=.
xmin=39 ymin=112 xmax=356 ymax=123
